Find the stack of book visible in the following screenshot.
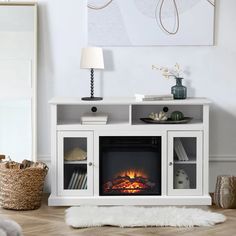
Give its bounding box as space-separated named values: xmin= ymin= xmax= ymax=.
xmin=68 ymin=169 xmax=87 ymax=189
xmin=81 ymin=113 xmax=108 ymax=125
xmin=174 ymin=138 xmax=189 ymax=161
xmin=135 ymin=94 xmax=174 ymax=101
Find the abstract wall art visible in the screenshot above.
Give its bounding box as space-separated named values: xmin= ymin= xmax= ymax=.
xmin=88 ymin=0 xmax=215 ymax=46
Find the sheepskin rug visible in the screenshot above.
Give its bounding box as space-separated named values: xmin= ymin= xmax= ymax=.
xmin=0 ymin=217 xmax=22 ymax=236
xmin=65 ymin=206 xmax=226 ymax=228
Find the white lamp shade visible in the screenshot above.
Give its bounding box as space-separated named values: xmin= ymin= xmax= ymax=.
xmin=80 ymin=47 xmax=104 ymax=69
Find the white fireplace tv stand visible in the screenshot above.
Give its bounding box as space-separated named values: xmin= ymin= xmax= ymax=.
xmin=48 ymin=97 xmax=211 ymax=206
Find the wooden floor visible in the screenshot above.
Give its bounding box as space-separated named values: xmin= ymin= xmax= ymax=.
xmin=0 ymin=195 xmax=236 ymax=236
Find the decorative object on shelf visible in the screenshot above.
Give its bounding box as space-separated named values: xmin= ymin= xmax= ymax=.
xmin=81 ymin=113 xmax=108 ymax=125
xmin=174 ymin=138 xmax=189 ymax=161
xmin=171 ymin=77 xmax=187 ymax=99
xmin=135 ymin=94 xmax=173 ymax=101
xmin=64 ymin=147 xmax=87 ymax=161
xmin=174 ymin=169 xmax=190 ymax=189
xmin=149 ymin=111 xmax=168 ymax=121
xmin=171 ymin=111 xmax=184 ymax=121
xmin=0 ymin=159 xmax=48 ymax=210
xmin=140 ymin=117 xmax=192 ymax=124
xmin=80 ymin=47 xmax=104 ymax=101
xmin=214 ymin=175 xmax=236 ymax=209
xmin=152 ymin=63 xmax=187 ymax=99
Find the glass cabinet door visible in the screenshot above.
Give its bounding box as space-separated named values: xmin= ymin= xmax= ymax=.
xmin=168 ymin=131 xmax=203 ymax=196
xmin=58 ymin=131 xmax=93 ymax=196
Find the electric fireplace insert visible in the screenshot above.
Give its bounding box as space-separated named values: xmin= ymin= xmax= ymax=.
xmin=99 ymin=136 xmax=161 ymax=196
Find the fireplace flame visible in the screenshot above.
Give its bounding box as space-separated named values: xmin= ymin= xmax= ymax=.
xmin=117 ymin=169 xmax=148 ymax=179
xmin=104 ymin=169 xmax=155 ymax=194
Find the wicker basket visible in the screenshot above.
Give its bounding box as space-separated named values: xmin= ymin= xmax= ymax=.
xmin=0 ymin=164 xmax=48 ymax=210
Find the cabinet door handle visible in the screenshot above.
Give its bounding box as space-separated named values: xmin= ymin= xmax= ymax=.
xmin=88 ymin=162 xmax=93 ymax=166
xmin=169 ymin=162 xmax=173 ymax=166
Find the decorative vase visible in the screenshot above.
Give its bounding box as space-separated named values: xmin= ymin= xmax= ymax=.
xmin=171 ymin=77 xmax=187 ymax=99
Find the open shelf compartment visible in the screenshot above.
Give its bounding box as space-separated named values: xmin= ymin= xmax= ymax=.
xmin=57 ymin=104 xmax=130 ymax=126
xmin=131 ymin=105 xmax=203 ymax=125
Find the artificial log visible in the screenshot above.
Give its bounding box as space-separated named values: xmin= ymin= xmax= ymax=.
xmin=0 ymin=160 xmax=48 ymax=170
xmin=104 ymin=175 xmax=156 ymax=194
xmin=0 ymin=155 xmax=5 ymax=162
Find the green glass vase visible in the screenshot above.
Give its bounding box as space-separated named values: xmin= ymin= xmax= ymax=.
xmin=171 ymin=77 xmax=187 ymax=99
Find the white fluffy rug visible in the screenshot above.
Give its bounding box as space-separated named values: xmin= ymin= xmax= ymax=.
xmin=0 ymin=217 xmax=23 ymax=236
xmin=65 ymin=206 xmax=226 ymax=228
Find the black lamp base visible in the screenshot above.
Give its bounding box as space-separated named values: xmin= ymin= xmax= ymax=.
xmin=81 ymin=97 xmax=103 ymax=101
xmin=82 ymin=69 xmax=103 ymax=101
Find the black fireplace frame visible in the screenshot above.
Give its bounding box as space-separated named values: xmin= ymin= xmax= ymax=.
xmin=99 ymin=136 xmax=162 ymax=196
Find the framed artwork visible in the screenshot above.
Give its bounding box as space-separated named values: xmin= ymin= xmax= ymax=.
xmin=88 ymin=0 xmax=215 ymax=46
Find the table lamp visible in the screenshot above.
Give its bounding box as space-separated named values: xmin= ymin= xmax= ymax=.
xmin=80 ymin=47 xmax=104 ymax=101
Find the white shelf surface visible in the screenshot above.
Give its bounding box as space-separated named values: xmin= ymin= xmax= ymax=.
xmin=57 ymin=121 xmax=131 ymax=131
xmin=49 ymin=97 xmax=212 ymax=105
xmin=57 ymin=123 xmax=204 ymax=131
xmin=64 ymin=160 xmax=87 ymax=164
xmin=174 ymin=160 xmax=196 ymax=164
xmin=57 ymin=119 xmax=204 ymax=131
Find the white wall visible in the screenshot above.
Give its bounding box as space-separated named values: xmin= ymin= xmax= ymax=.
xmin=35 ymin=0 xmax=236 ymax=192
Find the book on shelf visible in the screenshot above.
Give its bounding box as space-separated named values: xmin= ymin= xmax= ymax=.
xmin=82 ymin=121 xmax=107 ymax=125
xmin=174 ymin=138 xmax=189 ymax=161
xmin=78 ymin=171 xmax=85 ymax=189
xmin=74 ymin=171 xmax=82 ymax=189
xmin=81 ymin=113 xmax=108 ymax=125
xmin=135 ymin=94 xmax=174 ymax=101
xmin=68 ymin=171 xmax=76 ymax=189
xmin=68 ymin=169 xmax=87 ymax=190
xmin=70 ymin=171 xmax=79 ymax=189
xmin=81 ymin=113 xmax=108 ymax=122
xmin=81 ymin=175 xmax=87 ymax=189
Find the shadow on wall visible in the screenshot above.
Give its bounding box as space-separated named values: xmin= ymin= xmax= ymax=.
xmin=185 ymin=80 xmax=195 ymax=97
xmin=37 ymin=3 xmax=55 ymax=155
xmin=99 ymin=49 xmax=115 ymax=97
xmin=38 ymin=3 xmax=54 ymax=80
xmin=209 ymin=102 xmax=236 ymax=157
xmin=209 ymin=100 xmax=236 ymax=191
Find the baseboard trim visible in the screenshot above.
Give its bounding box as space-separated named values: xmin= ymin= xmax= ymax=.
xmin=37 ymin=155 xmax=236 ymax=163
xmin=209 ymin=155 xmax=236 ymax=162
xmin=48 ymin=194 xmax=212 ymax=206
